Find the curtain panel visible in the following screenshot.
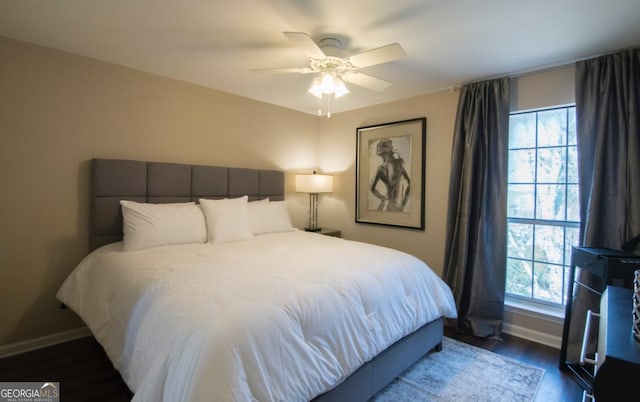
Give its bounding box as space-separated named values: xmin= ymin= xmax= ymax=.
xmin=576 ymin=48 xmax=640 ymax=248
xmin=443 ymin=77 xmax=510 ymax=338
xmin=565 ymin=48 xmax=640 ymax=362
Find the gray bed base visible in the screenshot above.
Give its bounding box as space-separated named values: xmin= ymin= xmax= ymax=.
xmin=89 ymin=158 xmax=445 ymax=401
xmin=313 ymin=317 xmax=443 ymax=401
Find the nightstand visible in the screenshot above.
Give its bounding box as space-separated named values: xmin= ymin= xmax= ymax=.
xmin=305 ymin=228 xmax=341 ymax=238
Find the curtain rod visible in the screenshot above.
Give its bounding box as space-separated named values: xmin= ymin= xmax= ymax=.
xmin=453 ymin=45 xmax=640 ymax=89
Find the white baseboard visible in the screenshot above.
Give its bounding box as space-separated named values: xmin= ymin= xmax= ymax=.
xmin=503 ymin=322 xmax=562 ymax=349
xmin=0 ymin=327 xmax=91 ymax=359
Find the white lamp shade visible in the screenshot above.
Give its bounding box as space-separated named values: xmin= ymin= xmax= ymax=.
xmin=308 ymin=74 xmax=349 ymax=99
xmin=334 ymin=79 xmax=349 ymax=98
xmin=308 ymin=76 xmax=323 ymax=98
xmin=296 ymin=174 xmax=333 ymax=193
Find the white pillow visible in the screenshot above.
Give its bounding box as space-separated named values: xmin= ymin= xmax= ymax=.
xmin=199 ymin=196 xmax=254 ymax=243
xmin=247 ymin=200 xmax=295 ymax=235
xmin=120 ymin=200 xmax=207 ymax=251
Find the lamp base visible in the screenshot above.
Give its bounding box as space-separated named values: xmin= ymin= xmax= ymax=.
xmin=304 ymin=227 xmax=322 ymax=232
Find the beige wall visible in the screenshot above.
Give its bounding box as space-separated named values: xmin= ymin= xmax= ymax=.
xmin=313 ymin=66 xmax=576 ymax=275
xmin=0 ymin=37 xmax=318 ymax=345
xmin=511 ymin=65 xmax=575 ymax=112
xmin=0 ymin=35 xmax=577 ymax=347
xmin=316 ymin=66 xmax=576 ymax=347
xmin=316 ymin=91 xmax=460 ymax=275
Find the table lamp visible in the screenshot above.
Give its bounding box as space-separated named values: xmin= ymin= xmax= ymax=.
xmin=296 ymin=171 xmax=333 ymax=231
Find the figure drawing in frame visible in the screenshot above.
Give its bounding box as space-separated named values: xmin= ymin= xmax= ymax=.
xmin=368 ymin=135 xmax=411 ymax=213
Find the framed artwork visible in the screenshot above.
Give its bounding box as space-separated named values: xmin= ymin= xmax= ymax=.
xmin=355 ymin=117 xmax=426 ymax=229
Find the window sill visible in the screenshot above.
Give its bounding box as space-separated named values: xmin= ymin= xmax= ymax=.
xmin=504 ymin=297 xmax=565 ymax=321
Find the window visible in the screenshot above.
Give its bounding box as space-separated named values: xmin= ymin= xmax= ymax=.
xmin=506 ymin=106 xmax=579 ymax=307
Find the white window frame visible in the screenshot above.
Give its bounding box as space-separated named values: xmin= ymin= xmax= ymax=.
xmin=506 ymin=105 xmax=578 ymax=311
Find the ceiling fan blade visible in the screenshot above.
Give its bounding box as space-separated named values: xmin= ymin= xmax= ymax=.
xmin=348 ymin=43 xmax=407 ymax=68
xmin=250 ymin=67 xmax=316 ymax=74
xmin=343 ymin=72 xmax=392 ymax=92
xmin=283 ymin=31 xmax=326 ymax=59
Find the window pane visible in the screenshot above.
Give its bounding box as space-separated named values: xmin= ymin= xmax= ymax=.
xmin=533 ymin=262 xmax=564 ymax=304
xmin=537 ymin=147 xmax=566 ymax=183
xmin=508 ymin=184 xmax=535 ymax=218
xmin=538 ymin=109 xmax=567 ymax=147
xmin=534 ymin=224 xmax=564 ymax=264
xmin=565 ymin=227 xmax=580 ymax=265
xmin=509 ymin=149 xmax=535 ymax=183
xmin=508 ymin=223 xmax=533 ymax=259
xmin=567 ymin=184 xmax=580 ymax=222
xmin=509 ymin=113 xmax=536 ymax=149
xmin=536 ymin=184 xmax=566 ymax=220
xmin=506 ymin=258 xmax=532 ymax=297
xmin=567 ymin=146 xmax=578 ymax=183
xmin=567 ymin=107 xmax=577 ymax=145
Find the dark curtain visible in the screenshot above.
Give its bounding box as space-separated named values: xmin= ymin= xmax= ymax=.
xmin=443 ymin=77 xmax=510 ymax=338
xmin=577 ymin=48 xmax=640 ymax=247
xmin=566 ymin=48 xmax=640 ymax=362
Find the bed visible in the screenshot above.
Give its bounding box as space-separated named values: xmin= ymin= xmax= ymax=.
xmin=57 ymin=158 xmax=457 ymax=402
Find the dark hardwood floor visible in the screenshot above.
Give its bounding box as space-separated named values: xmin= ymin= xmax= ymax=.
xmin=0 ymin=329 xmax=584 ymax=401
xmin=0 ymin=336 xmax=132 ymax=402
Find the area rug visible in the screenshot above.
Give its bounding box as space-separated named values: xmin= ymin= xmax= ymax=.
xmin=372 ymin=337 xmax=545 ymax=402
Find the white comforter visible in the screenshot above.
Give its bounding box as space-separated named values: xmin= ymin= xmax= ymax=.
xmin=57 ymin=231 xmax=457 ymax=402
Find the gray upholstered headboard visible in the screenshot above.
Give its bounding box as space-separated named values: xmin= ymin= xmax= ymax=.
xmin=90 ymin=158 xmax=285 ymax=251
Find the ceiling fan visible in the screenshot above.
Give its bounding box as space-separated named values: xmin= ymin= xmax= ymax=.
xmin=250 ymin=32 xmax=407 ymax=116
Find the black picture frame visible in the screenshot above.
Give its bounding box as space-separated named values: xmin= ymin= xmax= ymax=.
xmin=355 ymin=117 xmax=426 ymax=229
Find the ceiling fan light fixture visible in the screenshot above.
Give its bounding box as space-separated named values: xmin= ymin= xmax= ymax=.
xmin=308 ymin=73 xmax=349 ymax=99
xmin=252 ymin=31 xmax=405 ymax=115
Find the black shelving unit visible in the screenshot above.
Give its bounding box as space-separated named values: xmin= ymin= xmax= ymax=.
xmin=559 ymin=247 xmax=640 ymax=391
xmin=592 ymin=286 xmax=640 ymax=401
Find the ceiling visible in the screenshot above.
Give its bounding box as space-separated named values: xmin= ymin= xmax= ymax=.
xmin=1 ymin=0 xmax=640 ymax=116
